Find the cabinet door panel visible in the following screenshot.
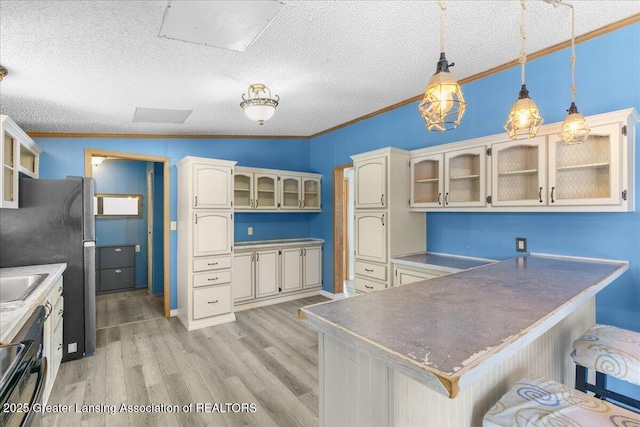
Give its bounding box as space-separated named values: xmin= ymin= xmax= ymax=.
xmin=444 ymin=147 xmax=486 ymax=207
xmin=411 ymin=154 xmax=444 ymax=208
xmin=303 ymin=246 xmax=322 ymax=288
xmin=280 ymin=175 xmax=301 ymax=209
xmin=491 ymin=138 xmax=547 ymax=206
xmin=256 ymin=249 xmax=279 ymax=298
xmin=281 ymin=247 xmax=303 ymax=293
xmin=548 ymin=123 xmax=621 ymax=206
xmin=234 ymin=172 xmax=253 ymax=210
xmin=233 ymin=252 xmax=254 ymax=302
xmin=355 ymin=156 xmax=387 ymax=208
xmin=255 ymin=173 xmax=278 ymax=210
xmin=302 ymin=178 xmax=321 ymax=209
xmin=193 ymin=163 xmax=232 ymax=209
xmin=193 ymin=212 xmax=233 ymax=256
xmin=354 ymin=212 xmax=387 ymax=263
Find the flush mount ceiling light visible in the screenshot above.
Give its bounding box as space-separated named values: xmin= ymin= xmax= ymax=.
xmin=0 ymin=65 xmax=7 ymax=82
xmin=418 ymin=0 xmax=466 ymax=132
xmin=545 ymin=0 xmax=590 ymax=145
xmin=240 ymin=84 xmax=279 ymax=125
xmin=504 ymin=0 xmax=544 ymax=140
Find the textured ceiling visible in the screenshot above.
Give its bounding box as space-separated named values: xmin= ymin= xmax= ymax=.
xmin=0 ymin=0 xmax=638 ymax=137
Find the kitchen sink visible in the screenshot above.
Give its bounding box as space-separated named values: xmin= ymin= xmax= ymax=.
xmin=0 ymin=274 xmax=48 ymax=303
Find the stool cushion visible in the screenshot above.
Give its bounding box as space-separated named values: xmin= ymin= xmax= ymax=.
xmin=572 ymin=324 xmax=640 ymax=386
xmin=483 ymin=375 xmax=640 ymax=427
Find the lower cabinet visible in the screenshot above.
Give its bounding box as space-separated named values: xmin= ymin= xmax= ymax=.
xmin=233 ymin=242 xmax=323 ymax=305
xmin=392 ymin=264 xmax=448 ymax=286
xmin=96 ymin=245 xmax=136 ymax=293
xmin=42 ymin=276 xmax=64 ymax=405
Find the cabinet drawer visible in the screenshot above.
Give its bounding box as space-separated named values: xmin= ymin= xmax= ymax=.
xmin=99 ymin=267 xmax=135 ymax=292
xmin=355 ymin=276 xmax=386 ymax=293
xmin=193 ymin=270 xmax=232 ymax=288
xmin=193 ymin=255 xmax=231 ymax=272
xmin=355 ymin=260 xmax=387 ymax=281
xmin=98 ymin=246 xmax=135 ymax=269
xmin=193 ymin=285 xmax=232 ymax=320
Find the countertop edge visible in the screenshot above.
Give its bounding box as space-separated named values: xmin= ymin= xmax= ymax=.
xmin=235 ymin=238 xmax=324 ymax=250
xmin=0 ymin=263 xmax=67 ymax=344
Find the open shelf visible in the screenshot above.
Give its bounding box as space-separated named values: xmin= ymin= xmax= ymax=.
xmin=556 ymin=162 xmax=610 ymax=172
xmin=498 ymin=169 xmax=538 ymax=176
xmin=234 ymin=188 xmax=250 ymax=192
xmin=449 ymin=174 xmax=480 ymax=181
xmin=257 ymin=190 xmax=275 ymax=193
xmin=283 ymin=191 xmax=299 ymax=194
xmin=415 ymin=178 xmax=439 ymax=183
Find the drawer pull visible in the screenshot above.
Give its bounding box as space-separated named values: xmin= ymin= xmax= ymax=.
xmin=114 ymin=269 xmax=122 ymax=274
xmin=207 ymin=300 xmax=219 ymax=304
xmin=57 ymin=344 xmax=63 ymax=350
xmin=44 ymin=301 xmax=52 ymax=320
xmin=365 ymin=285 xmax=374 ymax=290
xmin=58 ymin=309 xmax=64 ymax=317
xmin=364 ymin=268 xmax=374 ymax=272
xmin=207 ymin=262 xmax=218 ymax=266
xmin=208 ymin=277 xmax=219 ymax=281
xmin=58 ymin=286 xmax=63 ymax=294
xmin=114 ymin=248 xmax=122 ymax=252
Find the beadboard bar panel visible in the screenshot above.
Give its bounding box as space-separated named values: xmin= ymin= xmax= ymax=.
xmin=393 ymin=297 xmax=595 ymax=426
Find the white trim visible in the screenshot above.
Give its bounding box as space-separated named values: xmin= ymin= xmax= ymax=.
xmin=234 ymin=288 xmax=322 ymax=311
xmin=182 ymin=313 xmax=236 ymax=330
xmin=169 ymin=309 xmax=178 ymax=317
xmin=320 ymin=290 xmax=345 ymax=299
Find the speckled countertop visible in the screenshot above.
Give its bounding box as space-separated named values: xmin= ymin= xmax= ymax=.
xmin=235 ymin=238 xmax=324 ymax=250
xmin=300 ymin=254 xmax=628 ymax=397
xmin=0 ymin=263 xmax=67 ymax=344
xmin=391 ymin=252 xmax=496 ymax=273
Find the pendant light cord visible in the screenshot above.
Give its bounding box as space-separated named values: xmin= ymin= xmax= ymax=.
xmin=519 ymin=0 xmax=527 ymax=86
xmin=569 ymin=4 xmax=576 ymax=102
xmin=438 ymin=0 xmax=446 ymax=52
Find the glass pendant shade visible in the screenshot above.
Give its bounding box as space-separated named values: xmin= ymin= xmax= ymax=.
xmin=418 ymin=53 xmax=466 ymax=132
xmin=504 ymin=84 xmax=544 ymax=140
xmin=558 ymin=102 xmax=590 ymax=145
xmin=240 ymin=84 xmax=279 ymax=125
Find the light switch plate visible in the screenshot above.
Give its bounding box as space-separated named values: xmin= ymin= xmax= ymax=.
xmin=516 ymin=237 xmax=527 ymax=252
xmin=135 ymin=244 xmax=141 ymax=252
xmin=248 ymin=227 xmax=253 ymax=236
xmin=171 ymin=221 xmax=177 ymax=230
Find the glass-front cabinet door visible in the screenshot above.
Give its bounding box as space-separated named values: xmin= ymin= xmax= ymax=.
xmin=411 ymin=154 xmax=444 ymax=208
xmin=233 ymin=171 xmax=253 ymax=209
xmin=548 ymin=123 xmax=621 ymax=206
xmin=2 ymin=129 xmax=17 ymax=208
xmin=280 ymin=175 xmax=301 ymax=209
xmin=254 ymin=173 xmax=278 ymax=210
xmin=444 ymin=146 xmax=486 ymax=207
xmin=302 ymin=178 xmax=321 ymax=209
xmin=491 ymin=137 xmax=547 ymax=206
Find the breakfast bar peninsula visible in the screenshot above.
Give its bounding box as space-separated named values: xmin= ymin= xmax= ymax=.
xmin=299 ymin=253 xmax=628 ymax=426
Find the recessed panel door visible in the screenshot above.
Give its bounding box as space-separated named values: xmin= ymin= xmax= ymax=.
xmin=354 ymin=212 xmax=387 ymax=263
xmin=355 ymin=156 xmax=387 ymax=208
xmin=255 ymin=249 xmax=279 ymax=298
xmin=193 ymin=212 xmax=233 ymax=257
xmin=193 ymin=163 xmax=232 ymax=209
xmin=281 ymin=247 xmax=303 ymax=293
xmin=303 ymin=246 xmax=322 ymax=288
xmin=233 ymin=252 xmax=254 ymax=302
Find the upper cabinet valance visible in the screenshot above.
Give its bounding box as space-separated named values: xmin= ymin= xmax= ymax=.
xmin=409 ymin=108 xmax=638 ymax=212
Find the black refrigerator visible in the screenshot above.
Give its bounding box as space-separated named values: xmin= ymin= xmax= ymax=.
xmin=0 ymin=177 xmax=96 ymax=361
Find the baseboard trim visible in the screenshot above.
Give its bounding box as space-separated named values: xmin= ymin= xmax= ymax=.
xmin=320 ymin=290 xmax=345 ymax=299
xmin=234 ymin=289 xmax=322 ymax=312
xmin=169 ymin=309 xmax=178 ymax=317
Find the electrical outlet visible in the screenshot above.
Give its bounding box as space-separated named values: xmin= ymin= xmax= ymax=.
xmin=516 ymin=237 xmax=527 ymax=252
xmin=171 ymin=221 xmax=177 ymax=230
xmin=135 ymin=244 xmax=141 ymax=252
xmin=248 ymin=227 xmax=253 ymax=236
xmin=68 ymin=342 xmax=78 ymax=353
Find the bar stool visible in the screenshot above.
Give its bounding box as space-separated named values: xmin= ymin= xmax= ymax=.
xmin=572 ymin=324 xmax=640 ymax=411
xmin=483 ymin=375 xmax=640 ymax=426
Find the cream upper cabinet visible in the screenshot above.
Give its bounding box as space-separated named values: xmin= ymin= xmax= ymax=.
xmin=411 ymin=154 xmax=444 ymax=208
xmin=354 ymin=212 xmax=387 ymax=263
xmin=548 ymin=122 xmax=622 ymax=207
xmin=193 ymin=163 xmax=233 ymax=209
xmin=302 ymin=177 xmax=321 ymax=210
xmin=1 ymin=115 xmax=41 ymax=209
xmin=355 ymin=156 xmax=387 ymax=208
xmin=491 ymin=137 xmax=547 ymax=207
xmin=255 ymin=173 xmax=278 ymax=210
xmin=444 ymin=146 xmax=487 ymax=208
xmin=192 ymin=212 xmax=233 ymax=257
xmin=279 ymin=175 xmax=302 ymax=209
xmin=233 ymin=171 xmax=254 ymax=209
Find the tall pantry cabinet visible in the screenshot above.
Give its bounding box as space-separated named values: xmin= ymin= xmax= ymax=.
xmin=351 ymin=147 xmax=426 ymax=293
xmin=177 ymin=156 xmax=237 ymax=330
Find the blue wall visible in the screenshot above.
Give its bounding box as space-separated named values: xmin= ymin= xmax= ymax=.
xmin=92 ymin=159 xmax=148 ymax=287
xmin=35 ymin=137 xmax=314 ymax=309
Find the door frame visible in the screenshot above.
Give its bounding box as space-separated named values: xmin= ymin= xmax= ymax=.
xmin=333 ymin=163 xmax=352 ymax=294
xmin=146 ymin=168 xmax=154 ymax=294
xmin=85 ymin=149 xmax=171 ymax=317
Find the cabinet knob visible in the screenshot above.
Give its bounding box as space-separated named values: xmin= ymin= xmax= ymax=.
xmin=115 ymin=269 xmax=122 ymax=274
xmin=114 ymin=248 xmax=122 ymax=252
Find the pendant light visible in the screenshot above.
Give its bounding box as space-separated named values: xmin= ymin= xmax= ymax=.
xmin=418 ymin=0 xmax=466 ymax=132
xmin=556 ymin=2 xmax=590 ymax=145
xmin=504 ymin=0 xmax=543 ymax=140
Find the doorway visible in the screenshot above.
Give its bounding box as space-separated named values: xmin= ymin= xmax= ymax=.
xmin=332 ymin=163 xmax=353 ymax=295
xmin=84 ymin=149 xmax=171 ymax=318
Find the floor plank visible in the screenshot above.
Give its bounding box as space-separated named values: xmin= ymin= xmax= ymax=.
xmin=46 ymin=295 xmax=328 ymax=426
xmin=96 ymin=289 xmax=164 ymax=329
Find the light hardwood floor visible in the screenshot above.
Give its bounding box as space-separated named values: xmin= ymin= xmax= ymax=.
xmin=43 ymin=295 xmax=329 ymax=427
xmin=96 ymin=289 xmax=164 ymax=329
